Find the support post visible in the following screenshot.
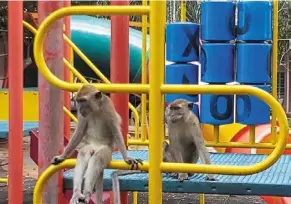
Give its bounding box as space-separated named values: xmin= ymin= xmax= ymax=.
xmin=110 ymin=0 xmax=129 ymax=203
xmin=8 ymin=1 xmax=23 ymax=203
xmin=38 ymin=1 xmax=64 ymax=203
xmin=64 ymin=0 xmax=71 ymax=140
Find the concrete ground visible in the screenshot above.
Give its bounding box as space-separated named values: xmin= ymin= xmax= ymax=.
xmin=0 ymin=136 xmax=266 ymax=204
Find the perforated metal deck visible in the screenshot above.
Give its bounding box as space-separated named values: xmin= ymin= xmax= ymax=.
xmin=0 ymin=120 xmax=38 ymax=138
xmin=63 ymin=150 xmax=291 ymax=196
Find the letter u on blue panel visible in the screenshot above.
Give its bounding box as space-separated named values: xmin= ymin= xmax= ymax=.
xmin=200 ymin=1 xmax=235 ymax=42
xmin=165 ymin=63 xmax=199 ymax=103
xmin=166 ymin=22 xmax=199 ymax=63
xmin=200 ymin=94 xmax=234 ymax=125
xmin=236 ymin=43 xmax=271 ymax=84
xmin=236 ymin=85 xmax=271 ymax=125
xmin=201 ymin=43 xmax=235 ymax=83
xmin=237 ymin=0 xmax=272 ymax=41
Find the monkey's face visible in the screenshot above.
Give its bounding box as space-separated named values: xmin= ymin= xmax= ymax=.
xmin=167 ymin=100 xmax=194 ymax=123
xmin=76 ymin=97 xmax=93 ymax=117
xmin=76 ymin=91 xmax=103 ymax=117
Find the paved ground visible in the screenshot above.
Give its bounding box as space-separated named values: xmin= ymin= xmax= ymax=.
xmin=0 ymin=136 xmax=266 ymax=204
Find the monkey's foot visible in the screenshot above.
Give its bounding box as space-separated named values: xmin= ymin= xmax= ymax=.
xmin=206 ymin=175 xmax=216 ymax=181
xmin=178 ymin=173 xmax=189 ymax=182
xmin=168 ymin=172 xmax=178 ymax=178
xmin=70 ymin=191 xmax=86 ymax=204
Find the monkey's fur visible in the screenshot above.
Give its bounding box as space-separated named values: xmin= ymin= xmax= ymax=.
xmin=111 ymin=170 xmax=145 ymax=204
xmin=51 ymin=84 xmax=142 ymax=204
xmin=163 ymin=99 xmax=215 ymax=181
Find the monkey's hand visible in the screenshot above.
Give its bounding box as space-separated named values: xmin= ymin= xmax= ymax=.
xmin=125 ymin=157 xmax=143 ymax=170
xmin=51 ymin=155 xmax=66 ymax=165
xmin=178 ymin=173 xmax=189 ymax=182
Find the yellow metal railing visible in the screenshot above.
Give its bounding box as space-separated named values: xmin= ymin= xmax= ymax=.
xmin=32 ymin=2 xmax=287 ymax=204
xmin=0 ymin=178 xmax=8 ymax=183
xmin=23 ymin=20 xmax=140 ymax=139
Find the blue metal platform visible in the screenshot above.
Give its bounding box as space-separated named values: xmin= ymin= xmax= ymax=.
xmin=63 ymin=150 xmax=291 ymax=196
xmin=0 ymin=120 xmax=38 ymax=138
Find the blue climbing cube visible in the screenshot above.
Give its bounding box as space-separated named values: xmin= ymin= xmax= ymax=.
xmin=201 ymin=1 xmax=235 ymax=41
xmin=237 ymin=43 xmax=271 ymax=84
xmin=166 ymin=22 xmax=199 ymax=63
xmin=201 ymin=43 xmax=235 ymax=83
xmin=200 ymin=94 xmax=234 ymax=125
xmin=237 ymin=0 xmax=272 ymax=41
xmin=165 ymin=63 xmax=199 ymax=103
xmin=236 ymin=85 xmax=271 ymax=125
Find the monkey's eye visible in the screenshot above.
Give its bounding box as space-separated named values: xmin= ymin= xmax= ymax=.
xmin=95 ymin=91 xmax=102 ymax=100
xmin=76 ymin=98 xmax=87 ymax=103
xmin=170 ymin=106 xmax=181 ymax=110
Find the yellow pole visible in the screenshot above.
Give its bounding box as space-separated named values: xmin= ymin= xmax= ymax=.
xmin=141 ymin=0 xmax=148 ymax=142
xmin=250 ymin=125 xmax=256 ymax=144
xmin=213 ymin=125 xmax=219 ymax=143
xmin=149 ymin=1 xmax=166 ymax=204
xmin=69 ymin=43 xmax=74 ymax=83
xmin=271 ymin=0 xmax=279 ymax=144
xmin=181 ymin=0 xmax=186 ymax=22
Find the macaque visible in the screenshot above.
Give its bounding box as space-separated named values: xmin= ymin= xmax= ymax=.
xmin=51 ymin=84 xmax=142 ymax=204
xmin=163 ymin=99 xmax=215 ymax=181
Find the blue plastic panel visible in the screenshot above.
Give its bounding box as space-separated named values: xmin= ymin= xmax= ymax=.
xmin=236 ymin=85 xmax=271 ymax=125
xmin=63 ymin=150 xmax=291 ymax=196
xmin=237 ymin=1 xmax=272 ymax=41
xmin=236 ymin=43 xmax=271 ymax=84
xmin=200 ymin=43 xmax=235 ymax=83
xmin=166 ymin=22 xmax=199 ymax=63
xmin=201 ymin=1 xmax=235 ymax=41
xmin=200 ymin=94 xmax=234 ymax=125
xmin=0 ymin=120 xmax=38 ymax=138
xmin=165 ymin=63 xmax=199 ymax=103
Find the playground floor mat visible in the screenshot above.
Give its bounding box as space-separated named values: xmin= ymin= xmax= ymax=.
xmin=0 ymin=121 xmax=38 ymax=138
xmin=64 ymin=150 xmax=291 ymax=197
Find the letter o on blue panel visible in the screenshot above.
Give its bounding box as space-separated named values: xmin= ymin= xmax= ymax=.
xmin=201 ymin=1 xmax=235 ymax=41
xmin=237 ymin=43 xmax=271 ymax=84
xmin=201 ymin=43 xmax=234 ymax=83
xmin=166 ymin=22 xmax=199 ymax=63
xmin=200 ymin=94 xmax=234 ymax=125
xmin=165 ymin=63 xmax=199 ymax=103
xmin=236 ymin=85 xmax=271 ymax=125
xmin=237 ymin=1 xmax=272 ymax=41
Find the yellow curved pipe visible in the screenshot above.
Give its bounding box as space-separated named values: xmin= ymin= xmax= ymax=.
xmin=32 ymin=4 xmax=287 ymax=204
xmin=23 ymin=21 xmax=78 ymax=123
xmin=33 ymin=85 xmax=289 ymax=203
xmin=34 ymin=6 xmax=150 ymax=93
xmin=160 ymin=84 xmax=288 ymax=175
xmin=23 ymin=20 xmax=140 ymax=139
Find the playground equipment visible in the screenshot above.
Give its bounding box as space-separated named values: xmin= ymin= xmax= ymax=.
xmin=4 ymin=0 xmax=291 ymax=204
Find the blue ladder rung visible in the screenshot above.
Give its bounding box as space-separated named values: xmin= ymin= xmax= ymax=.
xmin=63 ymin=150 xmax=291 ymax=196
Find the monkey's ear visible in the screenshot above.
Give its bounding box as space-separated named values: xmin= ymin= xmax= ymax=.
xmin=94 ymin=91 xmax=103 ymax=100
xmin=187 ymin=102 xmax=194 ymax=110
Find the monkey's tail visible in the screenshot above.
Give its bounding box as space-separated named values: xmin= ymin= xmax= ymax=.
xmin=111 ymin=170 xmax=144 ymax=204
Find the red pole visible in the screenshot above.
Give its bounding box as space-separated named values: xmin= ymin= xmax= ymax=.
xmin=38 ymin=1 xmax=64 ymax=203
xmin=64 ymin=1 xmax=71 ymax=140
xmin=8 ymin=1 xmax=23 ymax=203
xmin=110 ymin=1 xmax=129 ymax=203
